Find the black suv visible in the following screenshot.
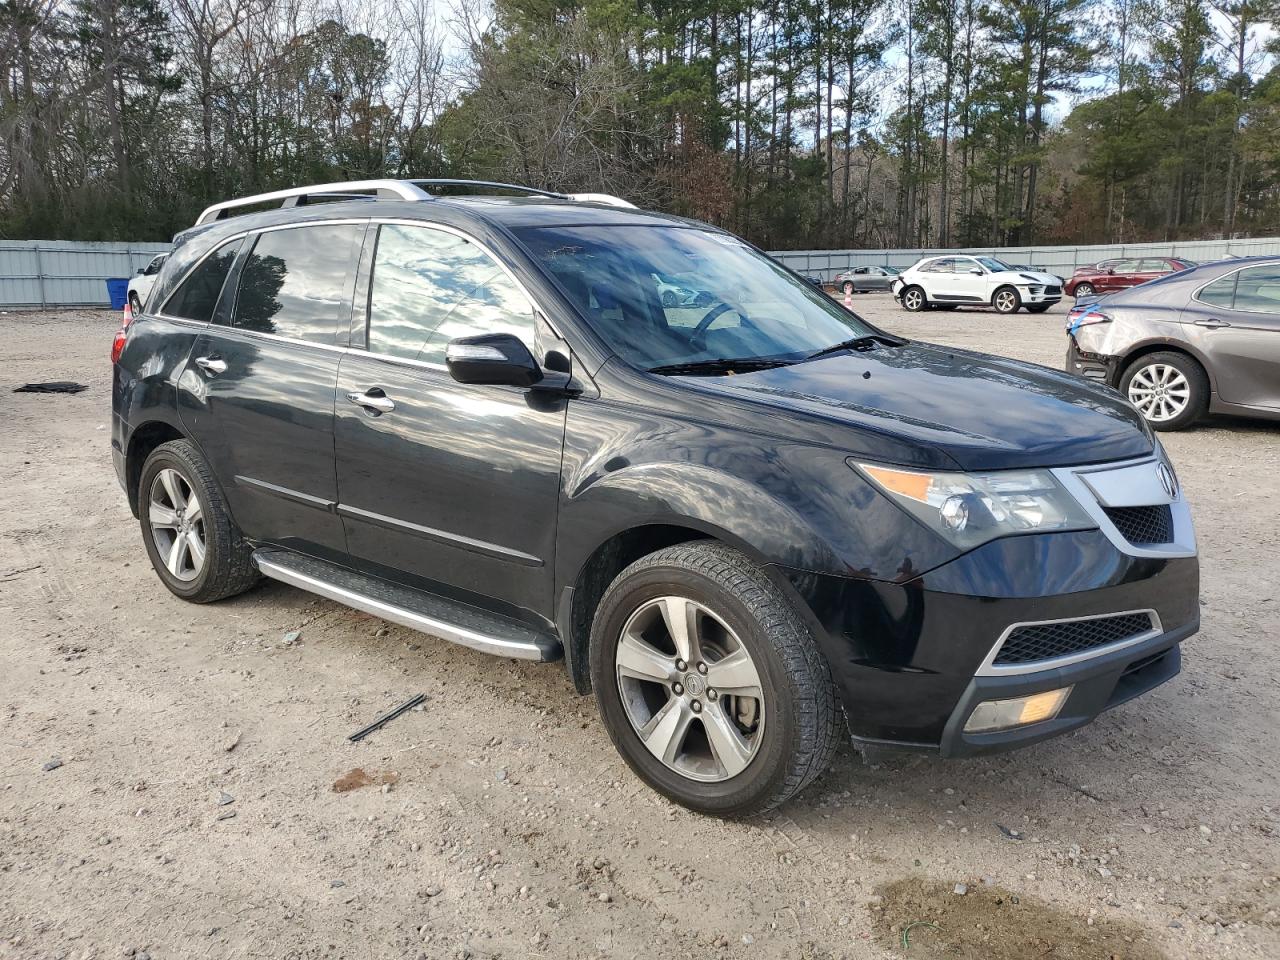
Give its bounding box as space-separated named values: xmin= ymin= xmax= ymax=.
xmin=112 ymin=180 xmax=1199 ymax=816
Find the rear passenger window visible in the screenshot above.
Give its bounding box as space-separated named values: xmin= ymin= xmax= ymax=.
xmin=162 ymin=239 xmax=239 ymax=323
xmin=1139 ymin=259 xmax=1171 ymax=273
xmin=232 ymin=223 xmax=358 ymax=342
xmin=921 ymin=259 xmax=953 ymax=273
xmin=1230 ymin=263 xmax=1280 ymax=314
xmin=366 ymin=223 xmax=536 ymax=365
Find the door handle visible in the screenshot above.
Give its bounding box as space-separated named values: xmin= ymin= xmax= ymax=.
xmin=194 ymin=355 xmax=227 ymax=374
xmin=1194 ymin=318 xmax=1231 ymax=329
xmin=346 ymin=389 xmax=395 ymax=414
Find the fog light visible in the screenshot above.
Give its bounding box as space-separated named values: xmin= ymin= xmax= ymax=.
xmin=963 ymin=687 xmax=1072 ymax=733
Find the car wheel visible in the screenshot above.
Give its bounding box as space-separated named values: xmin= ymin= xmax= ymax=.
xmin=129 ymin=292 xmax=142 ymax=314
xmin=661 ymin=290 xmax=677 ymax=308
xmin=992 ymin=286 xmax=1021 ymax=314
xmin=842 ymin=281 xmax=854 ymax=295
xmin=901 ymin=286 xmax=926 ymax=311
xmin=1120 ymin=352 xmax=1209 ymax=431
xmin=1074 ymin=282 xmax=1096 ymax=298
xmin=1026 ymin=303 xmax=1052 ymax=313
xmin=589 ymin=542 xmax=840 ymax=817
xmin=138 ymin=439 xmax=260 ymax=602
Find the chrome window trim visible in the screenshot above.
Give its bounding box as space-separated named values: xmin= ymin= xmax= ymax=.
xmin=1052 ymin=454 xmax=1197 ymax=559
xmin=975 ymin=609 xmax=1163 ymax=677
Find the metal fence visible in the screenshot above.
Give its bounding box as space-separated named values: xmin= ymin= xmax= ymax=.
xmin=6 ymin=234 xmax=1280 ymax=308
xmin=769 ymin=236 xmax=1280 ymax=283
xmin=0 ymin=240 xmax=172 ymax=309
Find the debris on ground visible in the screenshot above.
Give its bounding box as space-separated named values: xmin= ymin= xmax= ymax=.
xmin=14 ymin=381 xmax=87 ymax=394
xmin=347 ymin=693 xmax=426 ymax=742
xmin=41 ymin=758 xmax=63 ymax=771
xmin=332 ymin=768 xmax=399 ymax=793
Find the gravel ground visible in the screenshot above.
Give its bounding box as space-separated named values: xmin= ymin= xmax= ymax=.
xmin=1 ymin=300 xmax=1277 ymax=960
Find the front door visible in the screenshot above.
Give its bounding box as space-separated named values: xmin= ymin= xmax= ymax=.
xmin=946 ymin=257 xmax=989 ymax=303
xmin=178 ymin=221 xmax=363 ymax=561
xmin=334 ymin=221 xmax=567 ymax=621
xmin=1186 ymin=262 xmax=1280 ymax=410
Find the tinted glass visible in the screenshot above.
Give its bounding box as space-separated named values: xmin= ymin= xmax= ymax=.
xmin=366 ymin=223 xmax=536 ymax=364
xmin=143 ymin=255 xmax=167 ymax=276
xmin=1139 ymin=258 xmax=1171 ymax=273
xmin=1112 ymin=259 xmax=1139 ymax=272
xmin=1230 ymin=263 xmax=1280 ymax=314
xmin=976 ymin=257 xmax=1012 ymax=271
xmin=921 ymin=258 xmax=953 ymax=273
xmin=162 ymin=240 xmax=238 ymax=323
xmin=232 ymin=224 xmax=358 ymax=342
xmin=1197 ymin=273 xmax=1236 ymax=308
xmin=515 ymin=224 xmax=874 ymax=370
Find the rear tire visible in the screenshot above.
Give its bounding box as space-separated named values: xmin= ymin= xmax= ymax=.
xmin=992 ymin=286 xmax=1021 ymax=314
xmin=138 ymin=440 xmax=260 ymax=603
xmin=842 ymin=281 xmax=855 ymax=295
xmin=1119 ymin=351 xmax=1209 ymax=431
xmin=589 ymin=542 xmax=841 ymax=817
xmin=129 ymin=292 xmax=142 ymax=314
xmin=901 ymin=286 xmax=926 ymax=311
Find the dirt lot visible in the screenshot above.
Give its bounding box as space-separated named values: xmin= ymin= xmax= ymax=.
xmin=1 ymin=299 xmax=1277 ymax=960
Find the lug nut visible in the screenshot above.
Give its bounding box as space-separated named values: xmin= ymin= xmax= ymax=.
xmin=707 ymin=688 xmax=718 ymax=700
xmin=672 ymin=682 xmax=684 ymax=695
xmin=675 ymin=659 xmax=687 ymax=672
xmin=697 ymin=662 xmax=708 ymax=675
xmin=690 ymin=700 xmax=702 ymax=713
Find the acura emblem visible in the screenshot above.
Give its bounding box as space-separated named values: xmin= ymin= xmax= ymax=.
xmin=1156 ymin=462 xmax=1178 ymax=500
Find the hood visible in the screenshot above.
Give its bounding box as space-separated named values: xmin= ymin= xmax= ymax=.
xmin=679 ymin=343 xmax=1153 ymax=471
xmin=994 ymin=269 xmax=1059 ymax=285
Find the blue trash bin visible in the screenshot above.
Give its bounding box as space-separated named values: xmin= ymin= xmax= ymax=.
xmin=106 ymin=278 xmax=129 ymax=310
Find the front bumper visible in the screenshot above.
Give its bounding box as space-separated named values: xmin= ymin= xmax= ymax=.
xmin=779 ymin=525 xmax=1199 ymax=755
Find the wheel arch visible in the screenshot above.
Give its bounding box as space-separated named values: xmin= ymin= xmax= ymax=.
xmin=125 ymin=420 xmax=188 ymax=516
xmin=1116 ymin=339 xmax=1215 ymax=395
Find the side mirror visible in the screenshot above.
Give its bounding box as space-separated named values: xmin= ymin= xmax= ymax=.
xmin=969 ymin=267 xmax=984 ymax=275
xmin=1107 ymin=268 xmax=1116 ymax=275
xmin=136 ymin=267 xmax=145 ymax=275
xmin=445 ymin=333 xmax=543 ymax=388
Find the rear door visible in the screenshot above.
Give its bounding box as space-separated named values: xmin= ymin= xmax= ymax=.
xmin=333 ymin=221 xmax=568 ymax=620
xmin=178 ymin=220 xmax=363 ymax=561
xmin=1186 ymin=262 xmax=1280 ymax=410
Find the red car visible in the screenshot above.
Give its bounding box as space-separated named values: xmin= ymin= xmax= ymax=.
xmin=1065 ymin=257 xmax=1197 ymax=298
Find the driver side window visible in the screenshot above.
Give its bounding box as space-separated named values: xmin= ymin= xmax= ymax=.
xmin=366 ymin=223 xmax=537 ymax=366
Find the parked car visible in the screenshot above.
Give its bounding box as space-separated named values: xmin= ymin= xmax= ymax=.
xmin=112 ymin=178 xmax=1198 ymax=816
xmin=652 ymin=272 xmax=700 ymax=307
xmin=1066 ymin=256 xmax=1280 ymax=430
xmin=890 ymin=255 xmax=1063 ymax=313
xmin=127 ymin=253 xmax=168 ymax=313
xmin=835 ymin=265 xmax=900 ymax=293
xmin=1066 ymin=257 xmax=1196 ymax=299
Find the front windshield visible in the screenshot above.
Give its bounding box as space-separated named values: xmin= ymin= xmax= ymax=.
xmin=977 ymin=256 xmax=1013 ymax=272
xmin=514 ymin=225 xmax=875 ymax=370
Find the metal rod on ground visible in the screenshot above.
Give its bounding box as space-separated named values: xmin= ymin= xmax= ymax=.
xmin=347 ymin=694 xmax=426 ymax=742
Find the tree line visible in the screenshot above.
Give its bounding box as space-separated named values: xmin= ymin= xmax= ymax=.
xmin=2 ymin=0 xmax=1278 ymax=249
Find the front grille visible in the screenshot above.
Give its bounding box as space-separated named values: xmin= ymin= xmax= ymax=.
xmin=1103 ymin=504 xmax=1173 ymax=545
xmin=1045 ymin=285 xmax=1062 ymax=295
xmin=994 ymin=612 xmax=1155 ymax=666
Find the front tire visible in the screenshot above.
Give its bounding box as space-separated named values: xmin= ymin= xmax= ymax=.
xmin=589 ymin=542 xmax=840 ymax=817
xmin=901 ymin=286 xmax=926 ymax=311
xmin=1119 ymin=351 xmax=1208 ymax=431
xmin=992 ymin=286 xmax=1021 ymax=314
xmin=1074 ymin=282 xmax=1096 ymax=298
xmin=138 ymin=440 xmax=260 ymax=602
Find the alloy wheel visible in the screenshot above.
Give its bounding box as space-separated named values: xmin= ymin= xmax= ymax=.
xmin=1075 ymin=283 xmax=1095 ymax=297
xmin=994 ymin=290 xmax=1018 ymax=312
xmin=1127 ymin=363 xmax=1190 ymax=422
xmin=903 ymin=289 xmax=923 ymax=310
xmin=614 ymin=596 xmax=766 ymax=782
xmin=148 ymin=468 xmax=206 ymax=582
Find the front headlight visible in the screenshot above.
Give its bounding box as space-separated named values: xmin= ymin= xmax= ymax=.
xmin=851 ymin=461 xmax=1096 ymax=549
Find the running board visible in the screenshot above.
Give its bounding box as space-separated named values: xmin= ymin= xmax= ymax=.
xmin=253 ymin=549 xmax=561 ymax=662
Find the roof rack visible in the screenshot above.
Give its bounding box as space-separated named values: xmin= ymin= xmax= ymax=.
xmin=193 ymin=178 xmax=638 ymax=226
xmin=194 ymin=179 xmax=430 ymax=225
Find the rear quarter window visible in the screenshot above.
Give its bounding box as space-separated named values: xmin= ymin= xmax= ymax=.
xmin=160 ymin=239 xmax=241 ymax=323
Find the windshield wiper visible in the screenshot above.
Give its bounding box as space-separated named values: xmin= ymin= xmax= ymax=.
xmin=647 ymin=357 xmax=795 ymax=376
xmin=804 ymin=334 xmax=902 ymax=361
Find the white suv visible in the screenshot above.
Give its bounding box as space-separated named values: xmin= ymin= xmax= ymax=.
xmin=890 ymin=255 xmax=1062 ymax=314
xmin=126 ymin=253 xmax=168 ymax=313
